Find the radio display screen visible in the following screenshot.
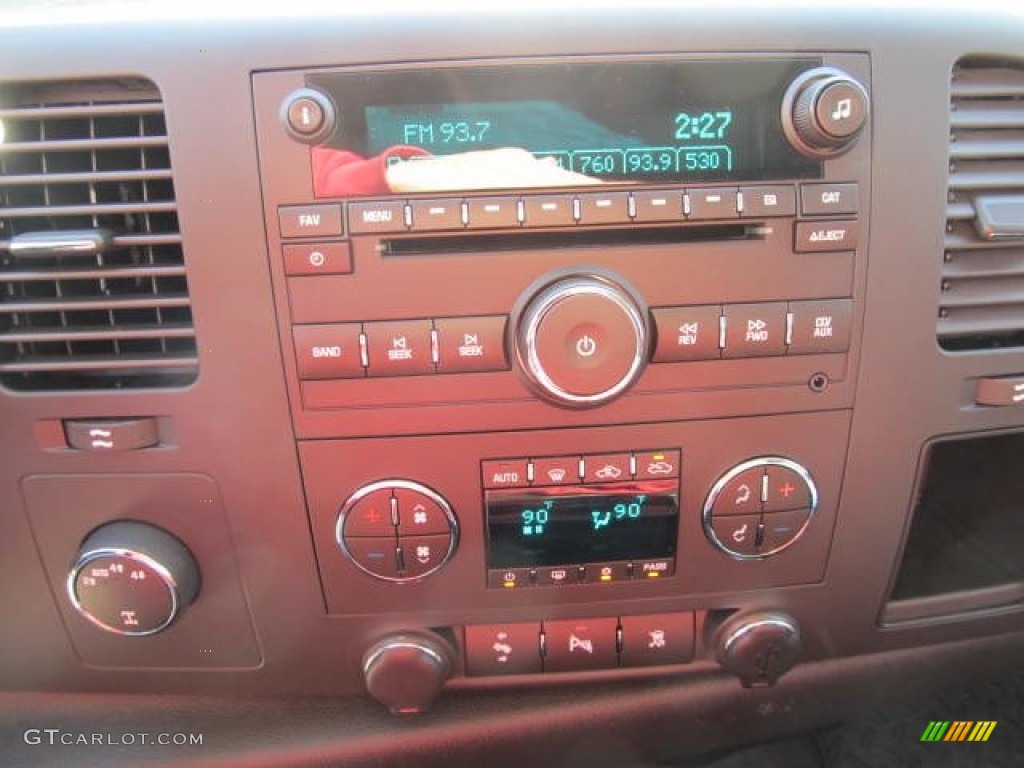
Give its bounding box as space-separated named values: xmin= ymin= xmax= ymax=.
xmin=485 ymin=481 xmax=679 ymax=569
xmin=308 ymin=59 xmax=821 ymax=198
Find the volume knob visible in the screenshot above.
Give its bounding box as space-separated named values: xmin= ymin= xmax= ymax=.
xmin=784 ymin=68 xmax=869 ymax=158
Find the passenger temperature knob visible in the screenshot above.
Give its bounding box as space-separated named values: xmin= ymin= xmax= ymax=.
xmin=67 ymin=521 xmax=200 ymax=636
xmin=783 ymin=67 xmax=869 ymax=157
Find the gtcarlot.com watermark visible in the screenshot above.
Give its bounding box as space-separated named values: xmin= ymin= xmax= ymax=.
xmin=24 ymin=728 xmax=203 ymax=746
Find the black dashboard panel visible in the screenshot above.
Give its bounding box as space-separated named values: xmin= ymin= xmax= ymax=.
xmin=1 ymin=2 xmax=1024 ymax=766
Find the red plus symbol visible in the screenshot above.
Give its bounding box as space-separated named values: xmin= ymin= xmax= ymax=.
xmin=780 ymin=483 xmax=795 ymax=498
xmin=365 ymin=508 xmax=381 ymax=524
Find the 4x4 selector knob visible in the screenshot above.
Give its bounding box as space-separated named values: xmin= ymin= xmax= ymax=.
xmin=513 ymin=273 xmax=649 ymax=408
xmin=783 ymin=67 xmax=869 ymax=158
xmin=67 ymin=521 xmax=200 ymax=636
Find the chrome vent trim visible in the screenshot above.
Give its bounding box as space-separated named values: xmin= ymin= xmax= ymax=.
xmin=0 ymin=78 xmax=197 ymax=390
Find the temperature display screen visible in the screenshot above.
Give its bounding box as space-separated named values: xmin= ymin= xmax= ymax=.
xmin=486 ymin=481 xmax=679 ymax=568
xmin=308 ymin=59 xmax=821 ymax=198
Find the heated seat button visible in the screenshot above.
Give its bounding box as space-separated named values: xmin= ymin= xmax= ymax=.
xmin=435 ymin=315 xmax=508 ymax=373
xmin=711 ymin=466 xmax=764 ymax=516
xmin=652 ymin=305 xmax=722 ymax=362
xmin=397 ymin=534 xmax=452 ymax=578
xmin=709 ymin=514 xmax=760 ymax=556
xmin=788 ymin=299 xmax=853 ymax=355
xmin=342 ymin=488 xmax=396 ymax=537
xmin=364 ymin=319 xmax=434 ymax=377
xmin=764 ymin=466 xmax=813 ymax=512
xmin=293 ymin=323 xmax=364 ymax=379
xmin=543 ymin=617 xmax=619 ymax=672
xmin=620 ymin=613 xmax=695 ymax=667
xmin=723 ymin=303 xmax=788 ymax=358
xmin=465 ymin=623 xmax=542 ymax=676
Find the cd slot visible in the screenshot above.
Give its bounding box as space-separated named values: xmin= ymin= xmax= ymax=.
xmin=381 ymin=223 xmax=762 ymax=257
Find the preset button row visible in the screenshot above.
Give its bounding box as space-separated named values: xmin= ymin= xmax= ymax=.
xmin=344 ymin=183 xmax=859 ymax=235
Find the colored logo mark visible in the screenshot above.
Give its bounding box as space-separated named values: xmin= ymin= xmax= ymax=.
xmin=920 ymin=721 xmax=997 ymax=742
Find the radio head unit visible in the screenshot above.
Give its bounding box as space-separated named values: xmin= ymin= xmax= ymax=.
xmin=302 ymin=59 xmax=826 ymax=199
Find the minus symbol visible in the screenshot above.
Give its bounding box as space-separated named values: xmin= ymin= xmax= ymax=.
xmin=428 ymin=206 xmax=446 ymax=216
xmin=652 ymin=198 xmax=667 ymax=206
xmin=596 ymin=199 xmax=612 ymax=208
xmin=484 ymin=204 xmax=501 ymax=213
xmin=541 ymin=203 xmax=558 ymax=211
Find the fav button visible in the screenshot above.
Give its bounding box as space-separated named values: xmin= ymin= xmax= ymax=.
xmin=364 ymin=319 xmax=434 ymax=377
xmin=543 ymin=617 xmax=619 ymax=672
xmin=278 ymin=204 xmax=344 ymax=238
xmin=620 ymin=613 xmax=695 ymax=667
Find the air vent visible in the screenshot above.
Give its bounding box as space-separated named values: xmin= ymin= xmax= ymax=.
xmin=940 ymin=57 xmax=1024 ymax=351
xmin=0 ymin=78 xmax=197 ymax=390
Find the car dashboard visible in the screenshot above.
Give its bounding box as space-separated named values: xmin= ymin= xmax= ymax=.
xmin=1 ymin=2 xmax=1024 ymax=766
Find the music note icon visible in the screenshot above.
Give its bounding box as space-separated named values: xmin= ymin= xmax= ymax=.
xmin=831 ymin=98 xmax=853 ymax=122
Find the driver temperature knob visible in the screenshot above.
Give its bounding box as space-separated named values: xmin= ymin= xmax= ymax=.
xmin=362 ymin=631 xmax=453 ymax=714
xmin=514 ymin=273 xmax=649 ymax=408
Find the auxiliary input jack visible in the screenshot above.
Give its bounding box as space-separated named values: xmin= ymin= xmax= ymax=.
xmin=808 ymin=373 xmax=829 ymax=393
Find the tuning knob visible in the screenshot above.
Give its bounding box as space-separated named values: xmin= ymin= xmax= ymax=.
xmin=713 ymin=611 xmax=802 ymax=688
xmin=783 ymin=68 xmax=869 ymax=158
xmin=513 ymin=272 xmax=649 ymax=408
xmin=67 ymin=521 xmax=200 ymax=637
xmin=362 ymin=631 xmax=453 ymax=714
